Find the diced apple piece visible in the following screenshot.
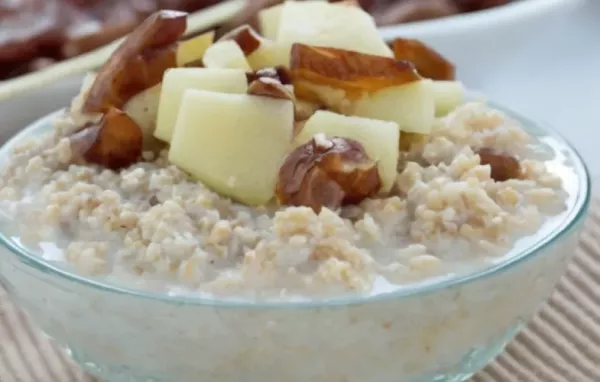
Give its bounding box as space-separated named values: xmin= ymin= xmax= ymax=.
xmin=169 ymin=90 xmax=294 ymax=205
xmin=154 ymin=68 xmax=248 ymax=142
xmin=294 ymin=82 xmax=351 ymax=113
xmin=295 ymin=110 xmax=399 ymax=192
xmin=70 ymin=72 xmax=104 ymax=127
xmin=277 ymin=1 xmax=393 ymax=58
xmin=176 ymin=30 xmax=214 ymax=66
xmin=352 ymin=80 xmax=436 ymax=134
xmin=392 ymin=38 xmax=455 ymax=81
xmin=202 ymin=40 xmax=252 ymax=71
xmin=290 ymin=44 xmax=420 ymax=99
xmin=258 ymin=4 xmax=283 ymax=40
xmin=295 ymin=98 xmax=321 ymax=121
xmin=247 ymin=40 xmax=290 ymax=70
xmin=83 ymin=10 xmax=187 ymax=113
xmin=432 ymin=81 xmax=465 ymax=116
xmin=123 ymin=84 xmax=162 ymax=141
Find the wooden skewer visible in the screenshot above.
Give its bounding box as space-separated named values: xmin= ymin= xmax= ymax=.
xmin=0 ymin=0 xmax=245 ymax=102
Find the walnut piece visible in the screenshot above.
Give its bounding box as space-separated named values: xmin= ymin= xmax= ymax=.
xmin=70 ymin=108 xmax=143 ymax=170
xmin=81 ymin=10 xmax=187 ymax=113
xmin=246 ymin=66 xmax=292 ymax=85
xmin=478 ymin=148 xmax=521 ymax=182
xmin=276 ymin=135 xmax=381 ymax=212
xmin=392 ymin=37 xmax=456 ymax=80
xmin=218 ymin=24 xmax=263 ymax=55
xmin=248 ymin=77 xmax=294 ymax=100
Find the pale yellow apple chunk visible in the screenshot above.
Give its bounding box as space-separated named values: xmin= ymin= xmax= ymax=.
xmin=432 ymin=81 xmax=465 ymax=117
xmin=154 ymin=68 xmax=248 ymax=142
xmin=247 ymin=41 xmax=290 ymax=70
xmin=295 ymin=110 xmax=399 ymax=193
xmin=123 ymin=84 xmax=162 ymax=140
xmin=258 ymin=4 xmax=283 ymax=40
xmin=352 ymin=80 xmax=436 ymax=134
xmin=277 ymin=1 xmax=393 ymax=58
xmin=169 ymin=90 xmax=294 ymax=205
xmin=176 ymin=31 xmax=214 ymax=66
xmin=202 ymin=40 xmax=252 ymax=71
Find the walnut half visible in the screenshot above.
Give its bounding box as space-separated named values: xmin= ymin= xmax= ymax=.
xmin=276 ymin=135 xmax=381 ymax=212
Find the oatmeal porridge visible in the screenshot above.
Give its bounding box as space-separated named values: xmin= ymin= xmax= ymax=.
xmin=0 ymin=5 xmax=574 ymax=302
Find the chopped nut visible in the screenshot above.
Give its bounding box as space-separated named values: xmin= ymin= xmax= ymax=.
xmin=276 ymin=136 xmax=381 ymax=212
xmin=70 ymin=108 xmax=143 ymax=170
xmin=82 ymin=11 xmax=187 ymax=113
xmin=477 ymin=148 xmax=521 ymax=182
xmin=246 ymin=66 xmax=292 ymax=85
xmin=248 ymin=77 xmax=295 ymax=100
xmin=218 ymin=24 xmax=263 ymax=56
xmin=290 ymin=43 xmax=421 ymax=99
xmin=392 ymin=37 xmax=456 ymax=80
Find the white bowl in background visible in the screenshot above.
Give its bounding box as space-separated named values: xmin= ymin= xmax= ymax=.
xmin=378 ymin=0 xmax=585 ymax=87
xmin=0 ymin=75 xmax=84 ymax=143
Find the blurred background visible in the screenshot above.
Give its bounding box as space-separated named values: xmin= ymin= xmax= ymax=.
xmin=0 ymin=0 xmax=597 ymax=173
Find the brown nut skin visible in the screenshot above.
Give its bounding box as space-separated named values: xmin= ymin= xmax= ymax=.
xmin=276 ymin=136 xmax=381 ymax=213
xmin=290 ymin=43 xmax=421 ymax=100
xmin=392 ymin=37 xmax=456 ymax=81
xmin=70 ymin=107 xmax=143 ymax=170
xmin=478 ymin=148 xmax=521 ymax=182
xmin=218 ymin=24 xmax=262 ymax=56
xmin=246 ymin=66 xmax=292 ymax=85
xmin=248 ymin=77 xmax=294 ymax=100
xmin=82 ymin=10 xmax=187 ymax=114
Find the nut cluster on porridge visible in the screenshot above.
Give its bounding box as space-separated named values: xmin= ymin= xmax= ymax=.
xmin=0 ymin=2 xmax=567 ymax=299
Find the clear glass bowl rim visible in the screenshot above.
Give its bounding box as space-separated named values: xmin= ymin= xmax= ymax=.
xmin=0 ymin=98 xmax=591 ymax=310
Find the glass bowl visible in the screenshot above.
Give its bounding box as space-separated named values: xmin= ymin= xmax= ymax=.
xmin=0 ymin=100 xmax=590 ymax=382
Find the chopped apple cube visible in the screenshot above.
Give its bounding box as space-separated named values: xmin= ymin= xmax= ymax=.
xmin=123 ymin=84 xmax=162 ymax=140
xmin=295 ymin=110 xmax=399 ymax=192
xmin=352 ymin=80 xmax=436 ymax=134
xmin=202 ymin=40 xmax=252 ymax=71
xmin=277 ymin=1 xmax=393 ymax=58
xmin=169 ymin=90 xmax=294 ymax=205
xmin=258 ymin=4 xmax=283 ymax=40
xmin=176 ymin=31 xmax=214 ymax=66
xmin=247 ymin=40 xmax=290 ymax=70
xmin=432 ymin=81 xmax=465 ymax=116
xmin=295 ymin=98 xmax=321 ymax=121
xmin=154 ymin=68 xmax=248 ymax=142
